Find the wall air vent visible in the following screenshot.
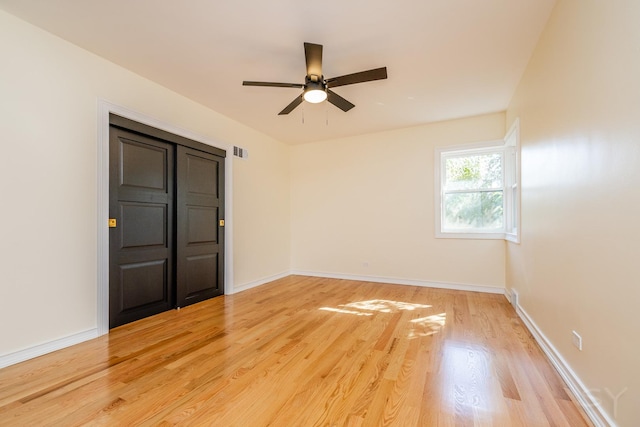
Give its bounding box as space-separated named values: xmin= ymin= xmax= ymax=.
xmin=233 ymin=146 xmax=248 ymax=159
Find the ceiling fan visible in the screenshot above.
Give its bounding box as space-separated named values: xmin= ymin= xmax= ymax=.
xmin=243 ymin=42 xmax=388 ymax=115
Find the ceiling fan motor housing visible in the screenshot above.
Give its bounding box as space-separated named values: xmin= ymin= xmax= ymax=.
xmin=305 ymin=75 xmax=326 ymax=91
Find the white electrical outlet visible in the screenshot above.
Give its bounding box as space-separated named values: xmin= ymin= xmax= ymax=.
xmin=572 ymin=330 xmax=583 ymax=351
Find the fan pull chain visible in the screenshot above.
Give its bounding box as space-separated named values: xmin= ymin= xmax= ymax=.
xmin=302 ymin=105 xmax=305 ymax=124
xmin=326 ymin=105 xmax=329 ymax=126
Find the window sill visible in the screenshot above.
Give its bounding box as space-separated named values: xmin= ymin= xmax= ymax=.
xmin=436 ymin=231 xmax=507 ymax=240
xmin=435 ymin=230 xmax=520 ymax=242
xmin=505 ymin=232 xmax=520 ymax=244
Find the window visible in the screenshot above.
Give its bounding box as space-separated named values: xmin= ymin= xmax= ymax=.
xmin=442 ymin=148 xmax=505 ymax=231
xmin=435 ymin=119 xmax=520 ymax=241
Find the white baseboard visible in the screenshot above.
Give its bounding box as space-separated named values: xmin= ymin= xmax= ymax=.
xmin=0 ymin=328 xmax=99 ymax=369
xmin=515 ymin=303 xmax=616 ymax=427
xmin=232 ymin=271 xmax=291 ymax=294
xmin=505 ymin=288 xmax=513 ymax=305
xmin=291 ymin=270 xmax=505 ymax=295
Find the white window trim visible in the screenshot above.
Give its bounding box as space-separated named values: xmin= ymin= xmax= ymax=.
xmin=504 ymin=119 xmax=520 ymax=243
xmin=434 ymin=119 xmax=520 ymax=242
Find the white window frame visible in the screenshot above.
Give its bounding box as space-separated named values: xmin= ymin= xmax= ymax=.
xmin=503 ymin=119 xmax=520 ymax=243
xmin=435 ymin=119 xmax=520 ymax=242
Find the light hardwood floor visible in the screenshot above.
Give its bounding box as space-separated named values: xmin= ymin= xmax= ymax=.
xmin=0 ymin=276 xmax=591 ymax=426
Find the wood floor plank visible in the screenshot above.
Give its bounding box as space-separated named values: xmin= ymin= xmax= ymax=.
xmin=0 ymin=276 xmax=591 ymax=426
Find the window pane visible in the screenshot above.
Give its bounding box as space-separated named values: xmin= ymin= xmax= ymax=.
xmin=511 ymin=186 xmax=518 ymax=233
xmin=443 ymin=191 xmax=504 ymax=230
xmin=444 ymin=153 xmax=503 ymax=191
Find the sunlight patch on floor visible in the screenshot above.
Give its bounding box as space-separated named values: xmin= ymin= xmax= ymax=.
xmin=441 ymin=341 xmax=493 ymax=415
xmin=342 ymin=299 xmax=431 ymax=313
xmin=408 ymin=312 xmax=447 ymax=338
xmin=319 ymin=299 xmax=446 ymax=338
xmin=320 ymin=299 xmax=432 ymax=318
xmin=319 ymin=307 xmax=373 ymax=316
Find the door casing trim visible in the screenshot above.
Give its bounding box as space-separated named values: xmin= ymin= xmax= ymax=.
xmin=97 ymin=99 xmax=235 ymax=336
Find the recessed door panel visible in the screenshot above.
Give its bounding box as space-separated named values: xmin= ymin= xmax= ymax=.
xmin=120 ymin=203 xmax=167 ymax=249
xmin=121 ymin=140 xmax=167 ymax=190
xmin=185 ymin=254 xmax=218 ymax=295
xmin=187 ymin=155 xmax=218 ymax=196
xmin=187 ymin=207 xmax=218 ymax=244
xmin=120 ymin=260 xmax=167 ymax=311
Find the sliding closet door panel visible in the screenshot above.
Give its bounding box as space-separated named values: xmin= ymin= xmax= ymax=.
xmin=109 ymin=127 xmax=174 ymax=328
xmin=176 ymin=146 xmax=225 ymax=307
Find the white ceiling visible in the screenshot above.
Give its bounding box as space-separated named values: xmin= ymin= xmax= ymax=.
xmin=0 ymin=0 xmax=556 ymax=144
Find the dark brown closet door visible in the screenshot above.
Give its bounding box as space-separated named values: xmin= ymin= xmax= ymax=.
xmin=176 ymin=145 xmax=225 ymax=307
xmin=109 ymin=127 xmax=174 ymax=328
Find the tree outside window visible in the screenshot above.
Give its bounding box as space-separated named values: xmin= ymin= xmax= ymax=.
xmin=442 ymin=152 xmax=504 ymax=231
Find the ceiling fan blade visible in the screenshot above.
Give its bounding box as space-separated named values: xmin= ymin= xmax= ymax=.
xmin=326 ymin=67 xmax=388 ymax=88
xmin=327 ymin=89 xmax=355 ymax=112
xmin=278 ymin=94 xmax=304 ymax=115
xmin=243 ymin=81 xmax=304 ymax=88
xmin=304 ymin=42 xmax=323 ymax=78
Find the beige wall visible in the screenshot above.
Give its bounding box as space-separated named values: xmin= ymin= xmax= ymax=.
xmin=506 ymin=0 xmax=640 ymax=425
xmin=291 ymin=113 xmax=506 ymax=289
xmin=0 ymin=10 xmax=290 ymax=356
xmin=232 ymin=140 xmax=290 ymax=288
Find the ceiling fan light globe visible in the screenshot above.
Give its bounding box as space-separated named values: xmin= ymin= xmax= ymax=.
xmin=304 ymin=89 xmax=327 ymax=103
